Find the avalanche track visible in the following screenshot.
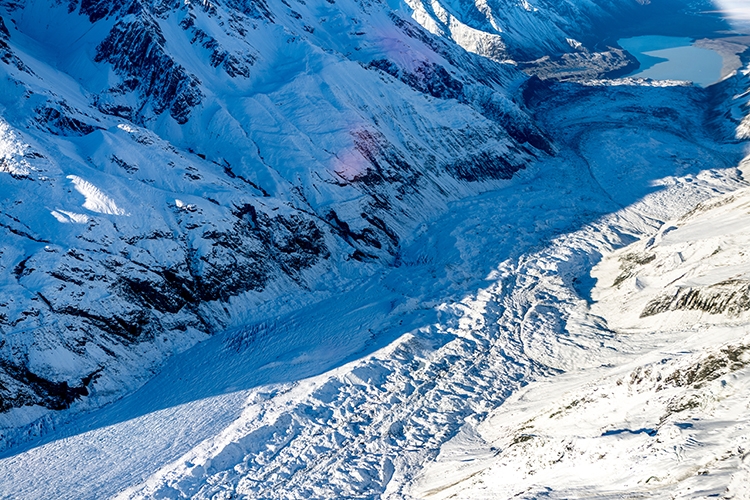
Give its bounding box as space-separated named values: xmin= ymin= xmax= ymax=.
xmin=2 ymin=65 xmax=750 ymax=498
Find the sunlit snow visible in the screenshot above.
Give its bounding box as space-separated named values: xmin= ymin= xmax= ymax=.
xmin=66 ymin=175 xmax=129 ymax=216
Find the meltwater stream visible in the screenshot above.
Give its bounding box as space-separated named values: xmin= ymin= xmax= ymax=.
xmin=619 ymin=35 xmax=724 ymax=87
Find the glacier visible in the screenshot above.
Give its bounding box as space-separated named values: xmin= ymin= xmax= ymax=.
xmin=1 ymin=0 xmax=750 ymax=498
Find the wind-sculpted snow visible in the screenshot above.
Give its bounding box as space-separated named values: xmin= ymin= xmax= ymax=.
xmin=66 ymin=175 xmax=130 ymax=216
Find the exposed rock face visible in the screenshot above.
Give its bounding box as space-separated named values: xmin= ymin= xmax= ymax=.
xmin=0 ymin=0 xmax=643 ymax=430
xmin=641 ymin=280 xmax=750 ymax=318
xmin=95 ymin=13 xmax=204 ymax=124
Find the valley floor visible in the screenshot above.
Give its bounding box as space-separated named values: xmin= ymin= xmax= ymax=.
xmin=2 ymin=78 xmax=750 ymax=498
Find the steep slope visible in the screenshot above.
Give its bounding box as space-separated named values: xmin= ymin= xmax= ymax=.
xmin=0 ymin=0 xmax=667 ymax=433
xmin=0 ymin=0 xmax=566 ymax=425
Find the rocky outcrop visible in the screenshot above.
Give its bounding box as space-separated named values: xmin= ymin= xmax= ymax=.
xmin=641 ymin=280 xmax=750 ymax=318
xmin=95 ymin=13 xmax=204 ymax=124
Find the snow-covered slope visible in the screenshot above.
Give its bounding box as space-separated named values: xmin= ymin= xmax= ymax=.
xmin=0 ymin=0 xmax=670 ymax=433
xmin=414 ymin=184 xmax=750 ymax=500
xmin=0 ymin=0 xmax=568 ymax=425
xmin=2 ymin=39 xmax=750 ymax=496
xmin=3 ymin=0 xmax=750 ymax=497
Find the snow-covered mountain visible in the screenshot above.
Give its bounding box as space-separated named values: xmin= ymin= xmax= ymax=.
xmin=0 ymin=0 xmax=554 ymax=421
xmin=3 ymin=0 xmax=750 ymax=497
xmin=0 ymin=0 xmax=649 ymax=427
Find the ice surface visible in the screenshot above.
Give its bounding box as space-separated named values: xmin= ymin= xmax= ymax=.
xmin=0 ymin=0 xmax=750 ymax=498
xmin=2 ymin=69 xmax=749 ymax=498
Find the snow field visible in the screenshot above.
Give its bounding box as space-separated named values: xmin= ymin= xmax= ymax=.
xmin=0 ymin=0 xmax=749 ymax=497
xmin=3 ymin=74 xmax=747 ymax=498
xmin=414 ymin=157 xmax=750 ymax=499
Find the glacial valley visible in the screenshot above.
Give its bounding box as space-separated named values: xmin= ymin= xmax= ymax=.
xmin=1 ymin=0 xmax=750 ymax=498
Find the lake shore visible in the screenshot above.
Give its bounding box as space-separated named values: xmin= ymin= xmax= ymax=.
xmin=695 ymin=36 xmax=750 ymax=79
xmin=617 ymin=35 xmax=748 ymax=88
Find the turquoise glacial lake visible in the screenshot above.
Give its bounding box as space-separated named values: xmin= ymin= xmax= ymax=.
xmin=619 ymin=35 xmax=724 ymax=87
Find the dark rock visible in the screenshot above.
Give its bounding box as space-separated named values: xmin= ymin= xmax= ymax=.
xmin=444 ymin=150 xmax=526 ymax=182
xmin=36 ymin=106 xmax=101 ymax=136
xmin=641 ymin=280 xmax=750 ymax=318
xmin=95 ymin=14 xmax=203 ymax=124
xmin=0 ymin=15 xmax=30 ymax=71
xmin=369 ymin=59 xmax=463 ymax=100
xmin=0 ymin=361 xmax=92 ymax=412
